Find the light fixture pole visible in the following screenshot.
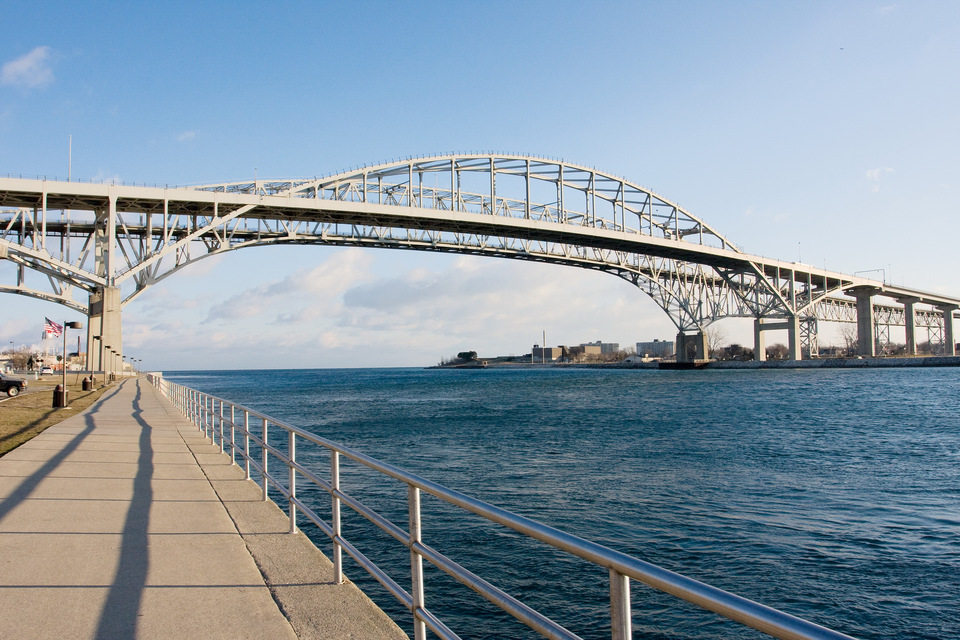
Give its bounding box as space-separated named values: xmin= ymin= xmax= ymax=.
xmin=56 ymin=320 xmax=83 ymax=408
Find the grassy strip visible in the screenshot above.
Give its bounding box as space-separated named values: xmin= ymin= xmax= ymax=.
xmin=0 ymin=377 xmax=115 ymax=456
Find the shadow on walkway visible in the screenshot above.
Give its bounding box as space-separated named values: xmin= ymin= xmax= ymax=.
xmin=0 ymin=385 xmax=123 ymax=525
xmin=94 ymin=380 xmax=153 ymax=639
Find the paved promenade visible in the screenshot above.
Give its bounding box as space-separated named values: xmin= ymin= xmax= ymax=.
xmin=0 ymin=378 xmax=407 ymax=640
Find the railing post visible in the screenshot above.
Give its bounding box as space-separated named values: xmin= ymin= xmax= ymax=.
xmin=204 ymin=395 xmax=210 ymax=440
xmin=217 ymin=399 xmax=225 ymax=453
xmin=408 ymin=485 xmax=427 ymax=640
xmin=243 ymin=409 xmax=251 ymax=479
xmin=288 ymin=430 xmax=297 ymax=534
xmin=331 ymin=451 xmax=343 ymax=584
xmin=610 ymin=568 xmax=632 ymax=640
xmin=261 ymin=418 xmax=269 ymax=502
xmin=229 ymin=405 xmax=236 ymax=464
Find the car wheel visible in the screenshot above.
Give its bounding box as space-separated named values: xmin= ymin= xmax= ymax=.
xmin=7 ymin=386 xmax=19 ymax=397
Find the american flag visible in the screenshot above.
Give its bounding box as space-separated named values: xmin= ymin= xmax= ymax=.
xmin=44 ymin=317 xmax=63 ymax=338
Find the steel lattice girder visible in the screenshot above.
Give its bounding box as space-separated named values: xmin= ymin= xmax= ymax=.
xmin=2 ymin=155 xmax=959 ymax=333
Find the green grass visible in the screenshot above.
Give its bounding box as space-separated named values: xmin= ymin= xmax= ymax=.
xmin=0 ymin=376 xmax=114 ymax=456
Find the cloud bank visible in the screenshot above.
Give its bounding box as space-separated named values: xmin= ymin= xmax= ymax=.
xmin=1 ymin=47 xmax=54 ymax=88
xmin=125 ymin=248 xmax=676 ymax=369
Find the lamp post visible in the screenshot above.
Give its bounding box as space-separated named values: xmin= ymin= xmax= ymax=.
xmin=55 ymin=320 xmax=83 ymax=408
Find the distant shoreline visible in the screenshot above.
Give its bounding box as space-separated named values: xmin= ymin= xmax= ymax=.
xmin=431 ymin=355 xmax=960 ymax=370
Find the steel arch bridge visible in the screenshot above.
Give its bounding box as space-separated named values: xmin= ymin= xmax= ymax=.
xmin=1 ymin=153 xmax=958 ymax=368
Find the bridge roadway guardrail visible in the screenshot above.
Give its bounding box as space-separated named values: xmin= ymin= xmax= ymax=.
xmin=147 ymin=374 xmax=857 ymax=640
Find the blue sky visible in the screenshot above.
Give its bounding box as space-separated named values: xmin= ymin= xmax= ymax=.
xmin=2 ymin=1 xmax=959 ymax=369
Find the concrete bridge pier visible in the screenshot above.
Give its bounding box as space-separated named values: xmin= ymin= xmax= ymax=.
xmin=938 ymin=304 xmax=957 ymax=355
xmin=753 ymin=320 xmax=766 ymax=362
xmin=899 ymin=297 xmax=919 ymax=355
xmin=851 ymin=287 xmax=879 ymax=357
xmin=675 ymin=332 xmax=708 ymax=363
xmin=86 ymin=286 xmax=122 ymax=374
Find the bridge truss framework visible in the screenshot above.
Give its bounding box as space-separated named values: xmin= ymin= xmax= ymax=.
xmin=1 ymin=154 xmax=957 ymax=369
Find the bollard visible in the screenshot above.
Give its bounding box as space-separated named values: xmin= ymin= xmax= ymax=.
xmin=82 ymin=376 xmax=92 ymax=391
xmin=53 ymin=384 xmax=68 ymax=408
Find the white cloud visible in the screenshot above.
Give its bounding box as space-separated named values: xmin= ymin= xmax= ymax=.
xmin=204 ymin=248 xmax=374 ymax=322
xmin=91 ymin=168 xmax=122 ymax=184
xmin=123 ymin=246 xmax=676 ymax=368
xmin=865 ymin=167 xmax=893 ymax=181
xmin=177 ymin=131 xmax=196 ymax=142
xmin=1 ymin=46 xmax=54 ymax=88
xmin=866 ymin=167 xmax=894 ymax=192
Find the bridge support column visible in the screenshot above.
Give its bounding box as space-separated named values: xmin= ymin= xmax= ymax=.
xmin=786 ymin=315 xmax=801 ymax=361
xmin=937 ymin=304 xmax=958 ymax=356
xmin=753 ymin=320 xmax=766 ymax=362
xmin=86 ymin=286 xmax=122 ymax=375
xmin=900 ymin=297 xmax=919 ymax=356
xmin=675 ymin=332 xmax=707 ymax=363
xmin=851 ymin=287 xmax=878 ymax=357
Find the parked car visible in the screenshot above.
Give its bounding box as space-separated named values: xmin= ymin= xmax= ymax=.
xmin=0 ymin=373 xmax=27 ymax=397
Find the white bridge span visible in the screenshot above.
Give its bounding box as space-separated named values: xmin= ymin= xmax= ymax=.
xmin=1 ymin=154 xmax=957 ymax=368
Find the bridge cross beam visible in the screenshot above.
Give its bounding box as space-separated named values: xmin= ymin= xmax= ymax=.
xmin=752 ymin=316 xmax=801 ymax=362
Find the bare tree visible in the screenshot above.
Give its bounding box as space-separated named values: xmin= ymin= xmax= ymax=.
xmin=6 ymin=346 xmax=35 ymax=371
xmin=705 ymin=324 xmax=728 ymax=358
xmin=839 ymin=325 xmax=858 ymax=355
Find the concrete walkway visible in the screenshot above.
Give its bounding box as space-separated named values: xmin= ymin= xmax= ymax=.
xmin=0 ymin=378 xmax=408 ymax=640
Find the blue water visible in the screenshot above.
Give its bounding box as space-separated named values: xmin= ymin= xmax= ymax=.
xmin=164 ymin=367 xmax=960 ymax=640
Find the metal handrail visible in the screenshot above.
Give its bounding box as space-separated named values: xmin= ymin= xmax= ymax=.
xmin=148 ymin=374 xmax=858 ymax=640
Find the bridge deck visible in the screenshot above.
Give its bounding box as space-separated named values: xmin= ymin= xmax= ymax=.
xmin=0 ymin=378 xmax=407 ymax=640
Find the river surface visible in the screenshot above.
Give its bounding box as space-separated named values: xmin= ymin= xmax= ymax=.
xmin=163 ymin=366 xmax=960 ymax=640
